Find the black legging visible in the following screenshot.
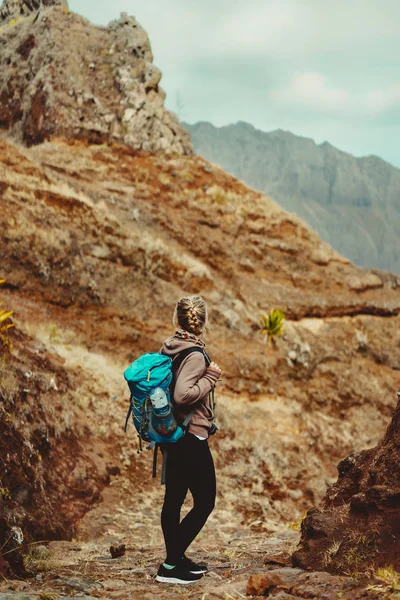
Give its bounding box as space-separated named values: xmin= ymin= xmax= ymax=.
xmin=161 ymin=433 xmax=216 ymax=565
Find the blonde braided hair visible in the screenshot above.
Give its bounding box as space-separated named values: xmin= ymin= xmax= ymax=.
xmin=173 ymin=296 xmax=208 ymax=337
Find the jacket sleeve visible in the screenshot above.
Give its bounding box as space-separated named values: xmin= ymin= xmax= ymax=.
xmin=173 ymin=352 xmax=220 ymax=406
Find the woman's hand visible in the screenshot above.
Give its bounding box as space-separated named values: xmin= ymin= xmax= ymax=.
xmin=207 ymin=361 xmax=222 ymax=379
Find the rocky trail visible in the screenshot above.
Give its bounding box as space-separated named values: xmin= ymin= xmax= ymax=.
xmin=0 ymin=479 xmax=392 ymax=600
xmin=0 ymin=466 xmax=389 ymax=600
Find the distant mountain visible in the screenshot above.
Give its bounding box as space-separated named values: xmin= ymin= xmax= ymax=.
xmin=185 ymin=121 xmax=400 ymax=274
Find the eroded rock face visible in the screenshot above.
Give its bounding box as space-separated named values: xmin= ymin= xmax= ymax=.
xmin=0 ymin=0 xmax=67 ymax=22
xmin=0 ymin=328 xmax=111 ymax=576
xmin=292 ymin=390 xmax=400 ymax=573
xmin=0 ymin=1 xmax=192 ymax=153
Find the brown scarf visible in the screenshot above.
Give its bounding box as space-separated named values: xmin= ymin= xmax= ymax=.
xmin=174 ymin=328 xmax=201 ymax=342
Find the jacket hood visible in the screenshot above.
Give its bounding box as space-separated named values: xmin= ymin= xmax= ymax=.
xmin=160 ymin=335 xmax=205 ymax=358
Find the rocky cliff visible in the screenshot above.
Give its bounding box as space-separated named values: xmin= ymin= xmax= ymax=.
xmin=186 ymin=121 xmax=400 ymax=274
xmin=0 ymin=0 xmax=191 ymax=153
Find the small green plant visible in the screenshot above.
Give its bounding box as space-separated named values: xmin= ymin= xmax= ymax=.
xmin=260 ymin=309 xmax=285 ymax=345
xmin=287 ymin=519 xmax=301 ymax=531
xmin=158 ymin=173 xmax=172 ymax=187
xmin=286 ymin=510 xmax=307 ymax=531
xmin=375 ymin=565 xmax=400 ymax=587
xmin=48 ymin=324 xmax=62 ymax=344
xmin=206 ymin=185 xmax=227 ymax=204
xmin=0 ymin=488 xmax=10 ymax=501
xmin=0 ymin=280 xmax=14 ymax=339
xmin=7 ymin=16 xmax=22 ymax=28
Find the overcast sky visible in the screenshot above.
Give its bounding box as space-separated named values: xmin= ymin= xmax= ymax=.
xmin=69 ymin=0 xmax=400 ymax=167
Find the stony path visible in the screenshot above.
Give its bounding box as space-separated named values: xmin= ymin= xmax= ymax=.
xmin=0 ymin=475 xmax=384 ymax=599
xmin=0 ymin=529 xmax=299 ymax=599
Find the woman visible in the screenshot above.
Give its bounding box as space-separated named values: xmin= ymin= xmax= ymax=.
xmin=156 ymin=295 xmax=222 ymax=584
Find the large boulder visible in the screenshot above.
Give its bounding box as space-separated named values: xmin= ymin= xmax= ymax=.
xmin=292 ymin=390 xmax=400 ymax=573
xmin=0 ymin=0 xmax=192 ymax=153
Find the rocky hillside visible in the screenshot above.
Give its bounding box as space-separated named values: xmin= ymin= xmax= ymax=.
xmin=186 ymin=121 xmax=400 ymax=274
xmin=1 ymin=0 xmax=400 ymax=593
xmin=1 ymin=133 xmax=400 ymax=578
xmin=0 ymin=0 xmax=191 ymax=152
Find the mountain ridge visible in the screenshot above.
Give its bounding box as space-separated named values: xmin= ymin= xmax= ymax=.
xmin=185 ymin=120 xmax=400 ymax=274
xmin=189 ymin=120 xmax=396 ymax=168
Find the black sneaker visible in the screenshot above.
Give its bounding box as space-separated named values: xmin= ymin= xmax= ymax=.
xmin=156 ymin=563 xmax=204 ymax=584
xmin=180 ymin=554 xmax=208 ymax=574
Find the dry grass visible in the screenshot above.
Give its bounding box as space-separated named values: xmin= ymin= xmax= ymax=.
xmin=0 ymin=360 xmax=18 ymax=403
xmin=340 ymin=532 xmax=379 ymax=576
xmin=205 ymin=185 xmax=243 ymax=207
xmin=366 ymin=565 xmax=400 ymax=598
xmin=322 ymin=540 xmax=342 ymax=567
xmin=0 ymin=279 xmax=14 ymax=341
xmin=158 ymin=173 xmax=172 ymax=187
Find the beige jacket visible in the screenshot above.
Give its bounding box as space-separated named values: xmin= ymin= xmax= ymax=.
xmin=160 ymin=336 xmax=220 ymax=438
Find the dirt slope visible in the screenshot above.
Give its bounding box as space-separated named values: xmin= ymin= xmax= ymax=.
xmin=1 ymin=135 xmax=399 ymax=579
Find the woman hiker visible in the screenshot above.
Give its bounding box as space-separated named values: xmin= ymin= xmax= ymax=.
xmin=156 ymin=295 xmax=222 ymax=584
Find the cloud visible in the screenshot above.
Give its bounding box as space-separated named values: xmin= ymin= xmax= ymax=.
xmin=271 ymin=73 xmax=400 ymax=120
xmin=209 ymin=1 xmax=298 ymax=57
xmin=366 ymin=84 xmax=400 ymax=114
xmin=272 ymin=72 xmax=352 ymax=113
xmin=194 ymin=0 xmax=400 ymax=61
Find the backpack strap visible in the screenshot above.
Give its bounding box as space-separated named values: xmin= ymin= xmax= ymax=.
xmin=171 ymin=346 xmax=207 ymax=375
xmin=152 ymin=442 xmax=159 ymax=478
xmin=152 ymin=443 xmax=169 ymax=485
xmin=170 ymin=346 xmax=210 ymax=394
xmin=124 ymin=402 xmax=132 ymax=433
xmin=170 ymin=346 xmax=208 ymax=431
xmin=181 ymin=412 xmax=194 ymax=429
xmin=161 ymin=447 xmax=168 ymax=485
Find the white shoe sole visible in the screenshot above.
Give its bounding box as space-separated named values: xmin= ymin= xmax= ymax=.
xmin=156 ymin=575 xmax=202 ymax=584
xmin=190 ymin=569 xmax=207 ymax=574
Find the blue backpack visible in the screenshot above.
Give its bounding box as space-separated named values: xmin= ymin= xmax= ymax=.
xmin=124 ymin=347 xmax=209 ymax=482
